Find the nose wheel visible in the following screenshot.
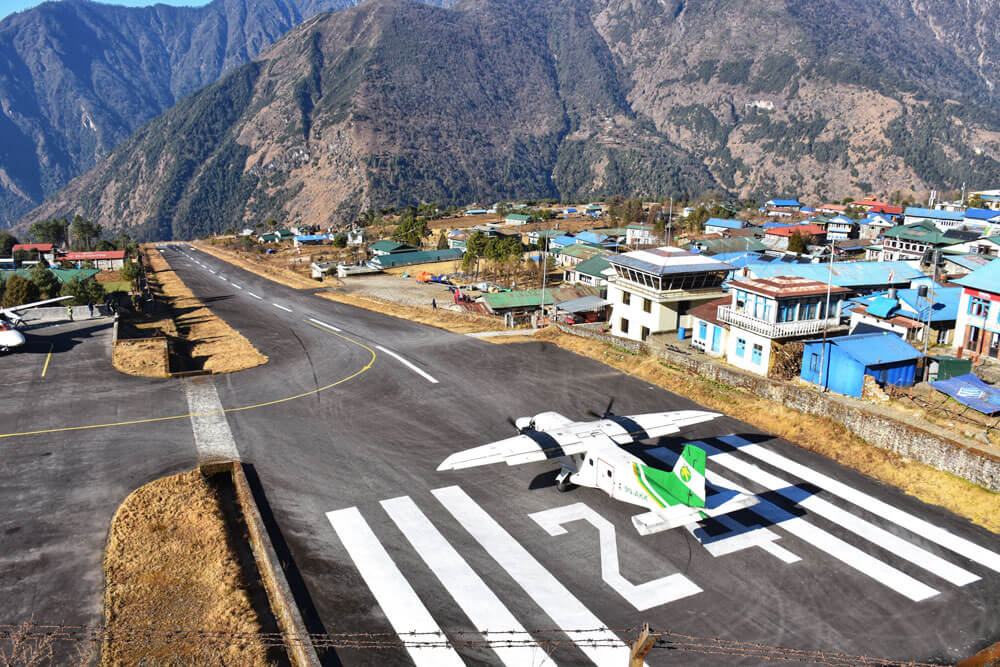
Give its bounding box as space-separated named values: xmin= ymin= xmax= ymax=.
xmin=555 ymin=469 xmax=575 ymax=493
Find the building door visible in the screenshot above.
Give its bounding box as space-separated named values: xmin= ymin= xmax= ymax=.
xmin=711 ymin=326 xmax=722 ymax=353
xmin=596 ymin=459 xmax=615 ymax=497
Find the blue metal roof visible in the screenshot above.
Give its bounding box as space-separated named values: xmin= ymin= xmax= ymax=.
xmin=904 ymin=207 xmax=965 ymax=221
xmin=809 ymin=332 xmax=924 ymax=366
xmin=828 ymin=215 xmax=857 ymax=226
xmin=552 ymin=235 xmax=577 ymax=246
xmin=946 ymin=254 xmax=994 ymax=271
xmin=295 ymin=234 xmax=328 ymax=242
xmin=575 ymin=231 xmax=609 ymax=244
xmin=705 ymin=217 xmax=745 ymax=230
xmin=963 ymin=207 xmax=1000 ymax=221
xmin=748 ymin=261 xmax=923 ymax=288
xmin=954 ymin=257 xmax=1000 ymax=293
xmin=767 ymin=199 xmax=801 ymax=207
xmin=866 ymin=296 xmax=899 ymax=318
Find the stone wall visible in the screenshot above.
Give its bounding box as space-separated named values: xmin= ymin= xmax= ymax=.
xmin=555 ymin=324 xmax=1000 ymax=492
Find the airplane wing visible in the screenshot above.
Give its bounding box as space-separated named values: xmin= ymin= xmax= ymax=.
xmin=2 ymin=295 xmax=74 ymax=316
xmin=599 ymin=410 xmax=720 ymax=444
xmin=437 ymin=429 xmax=607 ymax=471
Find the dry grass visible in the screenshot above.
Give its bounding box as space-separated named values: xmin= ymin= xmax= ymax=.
xmin=112 ymin=339 xmax=168 ymax=378
xmin=144 ymin=246 xmax=268 ymax=374
xmin=513 ymin=327 xmax=1000 ymax=533
xmin=320 ymin=291 xmax=508 ymax=334
xmin=191 ymin=241 xmax=327 ymax=290
xmin=103 ymin=470 xmax=270 ymax=666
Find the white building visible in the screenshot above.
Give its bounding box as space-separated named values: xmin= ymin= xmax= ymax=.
xmin=607 ymin=247 xmax=730 ymax=341
xmin=626 ymin=224 xmax=657 ymax=247
xmin=719 ymin=276 xmax=848 ymax=376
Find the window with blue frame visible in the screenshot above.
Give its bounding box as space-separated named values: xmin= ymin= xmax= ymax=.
xmin=699 ymin=322 xmax=707 ymax=339
xmin=969 ymin=296 xmax=990 ymax=318
xmin=778 ymin=302 xmax=796 ymax=322
xmin=735 ymin=338 xmax=746 ymax=357
xmin=752 ymin=343 xmax=763 ymax=364
xmin=802 ymin=300 xmax=818 ymax=320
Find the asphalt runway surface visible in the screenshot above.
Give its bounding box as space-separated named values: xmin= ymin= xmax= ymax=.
xmin=2 ymin=243 xmax=998 ymax=666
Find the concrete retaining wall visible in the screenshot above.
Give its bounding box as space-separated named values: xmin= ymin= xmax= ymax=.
xmin=21 ymin=304 xmax=112 ymax=323
xmin=212 ymin=461 xmax=320 ymax=666
xmin=554 ymin=324 xmax=1000 ymax=492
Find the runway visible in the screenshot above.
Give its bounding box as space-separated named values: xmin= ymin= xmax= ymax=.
xmin=1 ymin=242 xmax=997 ymax=665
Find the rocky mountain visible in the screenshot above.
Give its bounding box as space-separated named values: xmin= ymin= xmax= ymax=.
xmin=19 ymin=0 xmax=1000 ymax=240
xmin=0 ymin=0 xmax=456 ymax=228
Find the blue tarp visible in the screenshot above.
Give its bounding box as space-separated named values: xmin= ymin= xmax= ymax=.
xmin=931 ymin=374 xmax=1000 ymax=415
xmin=866 ymin=296 xmax=899 ymax=318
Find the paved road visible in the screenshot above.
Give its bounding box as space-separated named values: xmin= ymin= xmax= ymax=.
xmin=1 ymin=244 xmax=997 ymax=666
xmin=157 ymin=244 xmax=1000 ymax=666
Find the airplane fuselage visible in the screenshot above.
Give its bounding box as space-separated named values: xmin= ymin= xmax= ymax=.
xmin=0 ymin=325 xmax=26 ymax=351
xmin=564 ymin=447 xmax=660 ymax=512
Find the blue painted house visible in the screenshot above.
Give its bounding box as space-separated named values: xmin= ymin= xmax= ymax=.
xmin=800 ymin=332 xmax=924 ymax=397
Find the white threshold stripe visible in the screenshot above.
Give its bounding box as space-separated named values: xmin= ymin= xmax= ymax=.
xmin=376 ymin=345 xmax=439 ymax=383
xmin=326 ymin=508 xmax=465 ymax=667
xmin=706 ymin=448 xmax=977 ymax=587
xmin=657 ymin=447 xmax=939 ymax=602
xmin=434 ymin=486 xmax=631 ymax=667
xmin=183 ymin=378 xmax=239 ymax=464
xmin=230 ymin=282 xmax=242 ymax=289
xmin=272 ymin=303 xmax=293 ymax=312
xmin=724 ymin=436 xmax=1000 ymax=574
xmin=247 ymin=292 xmax=263 ymax=300
xmin=382 ymin=496 xmax=557 ymax=667
xmin=209 ymin=270 xmax=216 ymax=274
xmin=307 ymin=317 xmax=341 ymax=332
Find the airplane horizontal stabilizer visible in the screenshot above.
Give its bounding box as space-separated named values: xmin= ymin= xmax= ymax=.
xmin=631 ymin=490 xmax=760 ymax=535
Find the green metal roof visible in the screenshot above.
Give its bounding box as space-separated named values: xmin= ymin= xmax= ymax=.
xmin=556 ymin=244 xmax=604 ymax=260
xmin=370 ymin=240 xmax=417 ymax=253
xmin=1 ymin=268 xmax=100 ymax=284
xmin=370 ymin=248 xmax=463 ymax=269
xmin=882 ymin=221 xmax=960 ymax=245
xmin=572 ymin=255 xmax=613 ymax=278
xmin=506 ymin=214 xmax=532 ymax=222
xmin=481 ymin=285 xmax=601 ymax=311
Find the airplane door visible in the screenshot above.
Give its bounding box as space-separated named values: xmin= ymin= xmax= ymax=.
xmin=597 ymin=459 xmax=615 ymax=497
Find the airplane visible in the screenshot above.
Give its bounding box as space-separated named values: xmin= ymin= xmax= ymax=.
xmin=0 ymin=295 xmax=75 ymax=352
xmin=437 ymin=407 xmax=760 ymax=535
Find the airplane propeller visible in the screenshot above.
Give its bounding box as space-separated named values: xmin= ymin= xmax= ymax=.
xmin=587 ymin=397 xmax=616 ymax=420
xmin=506 ymin=416 xmax=520 ymax=432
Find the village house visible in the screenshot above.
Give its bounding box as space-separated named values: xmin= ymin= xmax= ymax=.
xmin=763 ymin=224 xmax=826 ymax=250
xmin=848 ymin=287 xmax=961 ymax=347
xmin=703 ymin=218 xmax=746 ymax=235
xmin=903 ymin=207 xmax=966 ymax=229
xmin=877 ymin=220 xmax=963 ymax=261
xmin=953 ymin=259 xmax=1000 ymax=363
xmin=61 ymin=250 xmax=127 ymax=270
xmin=718 ymin=276 xmax=848 ymax=376
xmin=562 ymin=254 xmax=613 ymax=289
xmin=825 ymin=215 xmax=858 ymax=240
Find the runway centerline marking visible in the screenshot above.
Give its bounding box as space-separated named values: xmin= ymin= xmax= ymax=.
xmin=40 ymin=343 xmax=54 ymax=378
xmin=273 ymin=303 xmax=293 ymax=312
xmin=0 ymin=322 xmax=376 ymax=439
xmin=376 ymin=345 xmax=438 ymax=383
xmin=230 ymin=282 xmax=242 ymax=289
xmin=307 ymin=317 xmax=341 ymax=332
xmin=247 ymin=292 xmax=263 ymax=300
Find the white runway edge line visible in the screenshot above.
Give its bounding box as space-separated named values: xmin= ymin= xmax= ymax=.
xmin=722 ymin=435 xmax=1000 ymax=574
xmin=381 ymin=496 xmax=558 ymax=667
xmin=326 ymin=508 xmax=465 ymax=667
xmin=247 ymin=292 xmax=263 ymax=300
xmin=307 ymin=317 xmax=341 ymax=332
xmin=272 ymin=303 xmax=293 ymax=313
xmin=433 ymin=486 xmax=632 ymax=667
xmin=375 ymin=345 xmax=439 ymax=383
xmin=183 ymin=378 xmax=239 ymax=464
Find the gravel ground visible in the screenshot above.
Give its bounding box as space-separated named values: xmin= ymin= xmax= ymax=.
xmin=337 ymin=273 xmax=468 ymax=309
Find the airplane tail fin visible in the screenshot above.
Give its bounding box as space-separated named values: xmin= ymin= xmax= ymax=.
xmin=672 ymin=444 xmax=706 ymax=505
xmin=636 ymin=444 xmax=707 ymax=509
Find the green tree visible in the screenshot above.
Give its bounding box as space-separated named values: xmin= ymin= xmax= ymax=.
xmin=967 ymin=194 xmax=986 ymax=208
xmin=69 ymin=216 xmax=102 ymax=250
xmin=28 ymin=219 xmax=68 ymax=246
xmin=2 ymin=275 xmax=39 ymax=308
xmin=60 ymin=277 xmax=106 ymax=306
xmin=787 ymin=231 xmax=812 ymax=254
xmin=392 ymin=207 xmax=428 ymax=247
xmin=120 ymin=259 xmax=141 ymax=291
xmin=0 ymin=231 xmax=18 ymax=256
xmin=29 ymin=263 xmax=60 ymax=298
xmin=331 ymin=234 xmax=347 ymax=248
xmin=465 ymin=231 xmax=488 ymax=257
xmin=436 ymin=230 xmax=449 ymax=250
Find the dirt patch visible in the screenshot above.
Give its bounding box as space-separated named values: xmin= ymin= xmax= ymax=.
xmin=506 ymin=327 xmax=1000 ymax=533
xmin=140 ymin=246 xmax=268 ymax=374
xmin=320 ymin=290 xmax=508 ymax=334
xmin=112 ymin=338 xmax=168 ymax=378
xmin=192 ymin=240 xmax=330 ymax=290
xmin=103 ymin=470 xmax=274 ymax=665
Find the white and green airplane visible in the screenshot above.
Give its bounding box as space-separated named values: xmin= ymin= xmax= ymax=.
xmin=437 ymin=409 xmax=759 ymax=535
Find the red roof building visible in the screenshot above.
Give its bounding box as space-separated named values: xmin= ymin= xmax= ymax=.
xmin=61 ymin=250 xmax=126 ymax=261
xmin=12 ymin=243 xmax=54 ymax=253
xmin=851 ymin=200 xmax=903 ymax=216
xmin=765 ymin=224 xmax=827 ymax=238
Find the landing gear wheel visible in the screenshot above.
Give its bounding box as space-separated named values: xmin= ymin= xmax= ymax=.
xmin=556 ymin=476 xmax=574 ymax=493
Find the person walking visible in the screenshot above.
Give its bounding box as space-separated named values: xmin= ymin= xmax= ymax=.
xmin=66 ymin=304 xmax=73 ymax=321
xmin=432 ymin=298 xmax=437 ymax=310
xmin=87 ymin=300 xmax=94 ymax=318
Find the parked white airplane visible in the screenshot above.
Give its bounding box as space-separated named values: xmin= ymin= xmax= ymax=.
xmin=0 ymin=296 xmax=75 ymax=351
xmin=438 ymin=408 xmax=760 ymax=535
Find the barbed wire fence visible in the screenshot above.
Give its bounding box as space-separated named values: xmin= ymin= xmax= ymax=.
xmin=0 ymin=622 xmax=944 ymax=666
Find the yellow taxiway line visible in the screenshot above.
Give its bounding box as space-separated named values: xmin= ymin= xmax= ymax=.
xmin=0 ymin=322 xmax=376 ymax=439
xmin=40 ymin=343 xmax=54 ymax=378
